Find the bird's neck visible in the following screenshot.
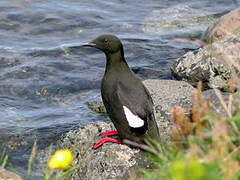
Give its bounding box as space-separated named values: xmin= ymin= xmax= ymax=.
xmin=105 ymin=48 xmax=129 ymax=73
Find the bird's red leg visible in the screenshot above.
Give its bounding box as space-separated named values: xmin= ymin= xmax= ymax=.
xmin=100 ymin=130 xmax=118 ymax=137
xmin=92 ymin=137 xmax=121 ymax=149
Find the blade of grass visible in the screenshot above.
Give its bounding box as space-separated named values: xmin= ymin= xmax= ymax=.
xmin=0 ymin=154 xmax=8 ymax=168
xmin=227 ymin=94 xmax=233 ymax=115
xmin=27 ymin=141 xmax=37 ymax=178
xmin=122 ymin=139 xmax=160 ymax=156
xmin=213 ymin=88 xmax=232 ymax=117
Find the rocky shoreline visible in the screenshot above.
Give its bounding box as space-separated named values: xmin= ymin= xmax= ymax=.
xmin=40 ymin=7 xmax=240 ymax=180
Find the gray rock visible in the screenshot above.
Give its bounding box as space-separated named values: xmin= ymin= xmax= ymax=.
xmin=202 ymin=89 xmax=238 ymax=115
xmin=143 ymin=79 xmax=194 ymax=117
xmin=202 ymin=8 xmax=240 ymax=43
xmin=171 ymin=35 xmax=240 ymax=90
xmin=57 ymin=122 xmax=144 ymax=180
xmin=144 ymin=79 xmax=195 ymax=142
xmin=0 ymin=169 xmax=22 ymax=180
xmin=86 ymin=101 xmax=106 ymax=114
xmin=171 ymin=8 xmax=240 ymax=91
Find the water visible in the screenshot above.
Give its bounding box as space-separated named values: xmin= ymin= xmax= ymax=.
xmin=0 ymin=0 xmax=238 ymax=176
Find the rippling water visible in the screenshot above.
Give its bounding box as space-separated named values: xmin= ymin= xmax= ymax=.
xmin=0 ymin=0 xmax=238 ymax=177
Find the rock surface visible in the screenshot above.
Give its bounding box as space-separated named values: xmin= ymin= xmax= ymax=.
xmin=52 ymin=79 xmax=196 ymax=180
xmin=87 ymin=101 xmax=106 ymax=114
xmin=202 ymin=8 xmax=240 ymax=43
xmin=202 ymin=89 xmax=238 ymax=115
xmin=0 ymin=169 xmax=22 ymax=180
xmin=171 ymin=8 xmax=240 ymax=91
xmin=57 ymin=122 xmax=144 ymax=180
xmin=144 ymin=79 xmax=195 ymax=141
xmin=143 ymin=79 xmax=194 ymax=117
xmin=171 ymin=34 xmax=240 ymax=91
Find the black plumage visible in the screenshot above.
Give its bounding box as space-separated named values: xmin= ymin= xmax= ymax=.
xmin=84 ymin=34 xmax=160 ymax=147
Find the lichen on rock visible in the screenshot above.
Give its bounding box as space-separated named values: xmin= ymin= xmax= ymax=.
xmin=171 ymin=35 xmax=240 ymax=91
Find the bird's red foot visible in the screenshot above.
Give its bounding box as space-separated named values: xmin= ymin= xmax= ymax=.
xmin=92 ymin=137 xmax=121 ymax=149
xmin=100 ymin=130 xmax=118 ymax=137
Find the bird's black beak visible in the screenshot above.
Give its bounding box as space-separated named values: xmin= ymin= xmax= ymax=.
xmin=82 ymin=42 xmax=96 ymax=47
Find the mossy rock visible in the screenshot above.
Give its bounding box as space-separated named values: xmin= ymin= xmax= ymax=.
xmin=87 ymin=101 xmax=106 ymax=114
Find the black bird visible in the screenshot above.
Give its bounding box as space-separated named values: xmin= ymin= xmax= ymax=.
xmin=83 ymin=34 xmax=160 ymax=149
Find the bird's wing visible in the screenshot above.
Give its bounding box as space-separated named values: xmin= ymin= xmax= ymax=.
xmin=116 ymin=82 xmax=152 ymax=129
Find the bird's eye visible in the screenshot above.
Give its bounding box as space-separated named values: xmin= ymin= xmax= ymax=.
xmin=104 ymin=38 xmax=109 ymax=43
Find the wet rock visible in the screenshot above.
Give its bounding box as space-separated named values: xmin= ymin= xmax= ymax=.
xmin=0 ymin=57 xmax=22 ymax=68
xmin=202 ymin=8 xmax=240 ymax=43
xmin=171 ymin=34 xmax=240 ymax=90
xmin=86 ymin=101 xmax=106 ymax=114
xmin=0 ymin=169 xmax=22 ymax=180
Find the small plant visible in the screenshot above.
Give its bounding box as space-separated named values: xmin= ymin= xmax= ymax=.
xmin=134 ymin=82 xmax=240 ymax=180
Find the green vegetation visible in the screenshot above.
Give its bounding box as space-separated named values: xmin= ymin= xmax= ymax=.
xmin=0 ymin=148 xmax=8 ymax=169
xmin=132 ymin=83 xmax=240 ymax=180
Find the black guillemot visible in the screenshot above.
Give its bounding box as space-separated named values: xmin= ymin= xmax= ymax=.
xmin=83 ymin=34 xmax=160 ymax=149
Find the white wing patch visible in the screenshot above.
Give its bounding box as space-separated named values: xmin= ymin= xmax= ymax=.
xmin=123 ymin=106 xmax=144 ymax=128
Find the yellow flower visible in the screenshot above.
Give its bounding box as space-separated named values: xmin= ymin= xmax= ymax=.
xmin=48 ymin=149 xmax=73 ymax=169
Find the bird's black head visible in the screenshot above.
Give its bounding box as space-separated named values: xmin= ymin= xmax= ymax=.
xmin=83 ymin=34 xmax=123 ymax=55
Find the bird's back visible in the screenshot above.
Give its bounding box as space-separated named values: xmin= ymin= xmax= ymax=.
xmin=101 ymin=67 xmax=160 ymax=143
